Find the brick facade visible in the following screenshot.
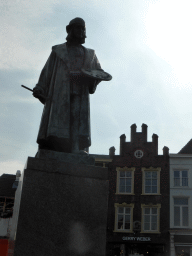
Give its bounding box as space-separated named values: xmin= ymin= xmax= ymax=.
xmin=106 ymin=124 xmax=170 ymax=256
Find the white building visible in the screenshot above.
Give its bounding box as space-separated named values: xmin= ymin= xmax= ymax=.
xmin=170 ymin=139 xmax=192 ymax=256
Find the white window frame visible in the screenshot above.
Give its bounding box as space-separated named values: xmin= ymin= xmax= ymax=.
xmin=142 ymin=167 xmax=161 ymax=195
xmin=114 ymin=203 xmax=134 ymax=233
xmin=173 ymin=197 xmax=189 ymax=228
xmin=141 ymin=204 xmax=161 ymax=233
xmin=116 ymin=167 xmax=135 ymax=194
xmin=173 ymin=169 xmax=188 ymax=187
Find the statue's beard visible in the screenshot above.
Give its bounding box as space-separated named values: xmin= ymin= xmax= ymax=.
xmin=66 ymin=30 xmax=86 ymax=45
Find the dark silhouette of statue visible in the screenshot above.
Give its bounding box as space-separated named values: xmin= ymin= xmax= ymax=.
xmin=33 ymin=18 xmax=103 ymax=154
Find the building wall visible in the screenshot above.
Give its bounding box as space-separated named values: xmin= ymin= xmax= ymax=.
xmin=107 ymin=155 xmax=170 ymax=229
xmin=0 ymin=218 xmax=12 ymax=237
xmin=169 ymin=154 xmax=192 ymax=256
xmin=170 ymin=154 xmax=192 ymax=229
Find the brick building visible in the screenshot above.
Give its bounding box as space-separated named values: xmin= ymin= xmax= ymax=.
xmin=105 ymin=124 xmax=170 ymax=256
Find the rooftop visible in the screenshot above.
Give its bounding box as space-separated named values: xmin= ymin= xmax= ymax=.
xmin=0 ymin=174 xmax=16 ymax=198
xmin=178 ymin=139 xmax=192 ymax=154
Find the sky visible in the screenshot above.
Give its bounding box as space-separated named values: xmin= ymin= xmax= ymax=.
xmin=1 ymin=0 xmax=192 ymax=175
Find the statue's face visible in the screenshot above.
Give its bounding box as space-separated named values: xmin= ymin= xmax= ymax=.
xmin=73 ymin=25 xmax=86 ymax=39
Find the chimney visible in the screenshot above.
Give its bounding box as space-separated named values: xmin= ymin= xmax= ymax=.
xmin=16 ymin=170 xmax=21 ymax=181
xmin=152 ymin=133 xmax=158 ymax=155
xmin=142 ymin=123 xmax=148 ymax=142
xmin=109 ymin=146 xmax=115 ymax=158
xmin=120 ymin=134 xmax=126 ymax=156
xmin=131 ymin=124 xmax=137 ymax=142
xmin=163 ymin=146 xmax=169 ymax=156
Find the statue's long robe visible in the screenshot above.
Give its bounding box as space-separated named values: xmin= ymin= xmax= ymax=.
xmin=35 ymin=43 xmax=101 ymax=152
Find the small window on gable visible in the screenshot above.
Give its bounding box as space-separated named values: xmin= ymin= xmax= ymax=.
xmin=134 ymin=150 xmax=144 ymax=158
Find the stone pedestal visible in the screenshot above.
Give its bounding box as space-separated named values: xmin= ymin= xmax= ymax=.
xmin=9 ymin=154 xmax=108 ymax=256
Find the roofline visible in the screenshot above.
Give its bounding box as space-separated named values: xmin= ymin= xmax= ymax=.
xmin=89 ymin=154 xmax=112 ymax=162
xmin=170 ymin=154 xmax=192 ymax=158
xmin=95 ymin=159 xmax=112 ymax=162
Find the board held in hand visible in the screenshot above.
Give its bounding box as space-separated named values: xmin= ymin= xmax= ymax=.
xmin=81 ymin=68 xmax=112 ymax=81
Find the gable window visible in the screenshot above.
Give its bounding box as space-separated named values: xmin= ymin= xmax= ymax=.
xmin=116 ymin=167 xmax=135 ymax=194
xmin=141 ymin=204 xmax=161 ymax=233
xmin=134 ymin=150 xmax=143 ymax=158
xmin=142 ymin=167 xmax=161 ymax=195
xmin=174 ymin=170 xmax=188 ymax=187
xmin=174 ymin=198 xmax=189 ymax=227
xmin=114 ymin=203 xmax=134 ymax=232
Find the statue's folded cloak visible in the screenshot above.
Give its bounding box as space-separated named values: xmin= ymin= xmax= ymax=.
xmin=35 ymin=43 xmax=101 ymax=151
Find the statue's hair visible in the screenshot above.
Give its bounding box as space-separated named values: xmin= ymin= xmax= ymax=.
xmin=66 ymin=25 xmax=86 ymax=44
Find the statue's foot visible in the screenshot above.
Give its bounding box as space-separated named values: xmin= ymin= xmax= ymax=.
xmin=72 ymin=149 xmax=88 ymax=155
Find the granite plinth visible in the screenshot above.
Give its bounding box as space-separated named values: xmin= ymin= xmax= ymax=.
xmin=35 ymin=149 xmax=95 ymax=165
xmin=9 ymin=157 xmax=108 ymax=256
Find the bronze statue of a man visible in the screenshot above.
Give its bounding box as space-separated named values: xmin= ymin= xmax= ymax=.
xmin=33 ymin=18 xmax=102 ymax=154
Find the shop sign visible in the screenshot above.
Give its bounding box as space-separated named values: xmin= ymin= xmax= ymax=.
xmin=122 ymin=236 xmax=151 ymax=242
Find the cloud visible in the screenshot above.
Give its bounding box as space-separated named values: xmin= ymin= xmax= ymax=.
xmin=0 ymin=0 xmax=57 ymax=70
xmin=0 ymin=90 xmax=37 ymax=104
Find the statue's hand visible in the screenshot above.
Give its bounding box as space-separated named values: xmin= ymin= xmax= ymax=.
xmin=33 ymin=87 xmax=44 ymax=99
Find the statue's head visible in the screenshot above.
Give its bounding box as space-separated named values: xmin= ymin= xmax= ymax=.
xmin=66 ymin=17 xmax=86 ymax=44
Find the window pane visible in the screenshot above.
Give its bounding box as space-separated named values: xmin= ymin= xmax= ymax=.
xmin=125 ymin=215 xmax=130 ymax=222
xmin=125 ymin=222 xmax=130 ymax=230
xmin=152 ymin=172 xmax=157 ymax=178
xmin=144 ymin=215 xmax=150 ymax=222
xmin=152 ymin=186 xmax=157 ymax=193
xmin=126 ymin=178 xmax=131 ymax=186
xmin=118 ymin=221 xmax=123 ymax=229
xmin=125 ymin=171 xmax=132 ymax=177
xmin=174 ymin=198 xmax=188 ymax=205
xmin=174 ymin=207 xmax=180 ymax=226
xmin=125 ymin=208 xmax=130 ymax=214
xmin=119 ymin=186 xmax=125 ymax=193
xmin=145 ymin=172 xmax=151 ymax=178
xmin=174 ymin=171 xmax=180 ymax=178
xmin=118 ymin=208 xmax=123 ymax=213
xmin=145 ymin=186 xmax=151 ymax=193
xmin=145 ymin=179 xmax=151 ymax=185
xmin=120 ymin=179 xmax=125 ymax=186
xmin=174 ymin=178 xmax=180 ymax=186
xmin=152 ymin=179 xmax=157 ymax=185
xmin=182 ymin=171 xmax=188 ymax=178
xmin=182 ymin=207 xmax=188 ymax=226
xmin=175 ymin=247 xmax=190 ymax=256
xmin=120 ymin=171 xmax=125 ymax=177
xmin=151 ymin=222 xmax=157 ymax=230
xmin=144 ymin=223 xmax=150 ymax=230
xmin=125 ymin=186 xmax=131 ymax=193
xmin=144 ymin=208 xmax=150 ymax=214
xmin=152 ymin=208 xmax=157 ymax=214
xmin=182 ymin=178 xmax=188 ymax=186
xmin=118 ymin=214 xmax=123 ymax=221
xmin=151 ymin=215 xmax=157 ymax=222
